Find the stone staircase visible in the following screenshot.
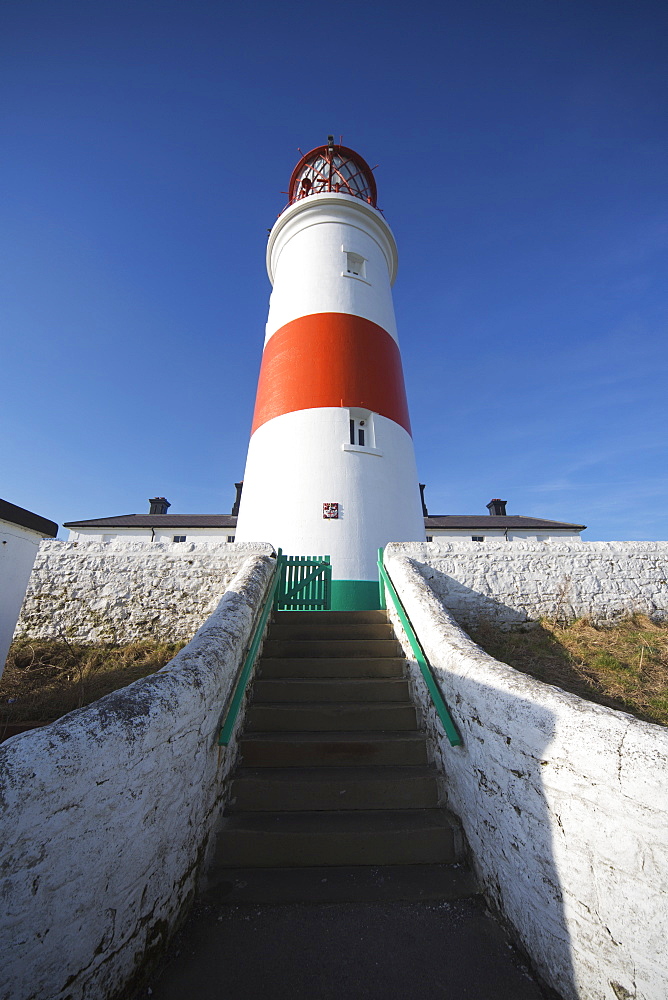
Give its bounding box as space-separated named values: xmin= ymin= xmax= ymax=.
xmin=207 ymin=610 xmax=477 ymax=901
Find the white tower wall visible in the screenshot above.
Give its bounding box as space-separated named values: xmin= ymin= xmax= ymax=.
xmin=265 ymin=195 xmax=399 ymax=343
xmin=237 ymin=408 xmax=423 ymax=583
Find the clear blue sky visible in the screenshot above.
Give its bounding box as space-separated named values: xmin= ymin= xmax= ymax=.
xmin=2 ymin=0 xmax=667 ymax=540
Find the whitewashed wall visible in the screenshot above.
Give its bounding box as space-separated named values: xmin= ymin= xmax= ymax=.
xmin=15 ymin=540 xmax=273 ymax=643
xmin=0 ymin=553 xmax=275 ymax=1000
xmin=384 ymin=551 xmax=668 ymax=1000
xmin=388 ymin=540 xmax=668 ymax=627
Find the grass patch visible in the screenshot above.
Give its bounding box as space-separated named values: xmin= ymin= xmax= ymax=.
xmin=466 ymin=614 xmax=668 ymax=727
xmin=0 ymin=638 xmax=186 ymax=731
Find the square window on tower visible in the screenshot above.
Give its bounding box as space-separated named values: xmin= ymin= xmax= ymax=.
xmin=344 ymin=409 xmax=381 ymax=456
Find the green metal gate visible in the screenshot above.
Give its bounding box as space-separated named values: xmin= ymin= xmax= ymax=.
xmin=275 ymin=553 xmax=332 ymax=610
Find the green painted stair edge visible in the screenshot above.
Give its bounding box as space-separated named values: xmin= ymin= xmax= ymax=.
xmin=330 ymin=579 xmax=381 ymax=611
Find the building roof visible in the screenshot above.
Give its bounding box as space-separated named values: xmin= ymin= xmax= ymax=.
xmin=63 ymin=514 xmax=238 ymax=529
xmin=424 ymin=515 xmax=586 ymax=530
xmin=0 ymin=498 xmax=58 ymax=537
xmin=64 ymin=512 xmax=585 ymax=531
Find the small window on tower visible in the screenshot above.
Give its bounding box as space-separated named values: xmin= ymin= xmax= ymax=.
xmin=345 ymin=409 xmax=380 ymax=455
xmin=345 ymin=251 xmax=366 ymax=279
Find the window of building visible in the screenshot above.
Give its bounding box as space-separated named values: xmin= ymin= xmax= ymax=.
xmin=173 ymin=535 xmax=186 ymax=543
xmin=426 ymin=536 xmax=433 ymax=542
xmin=227 ymin=535 xmax=235 ymax=542
xmin=471 ymin=536 xmax=484 ymax=542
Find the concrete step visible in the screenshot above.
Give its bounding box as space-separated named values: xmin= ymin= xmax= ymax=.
xmin=202 ymin=864 xmax=480 ymax=903
xmin=245 ymin=702 xmax=418 ymax=732
xmin=275 ymin=611 xmax=388 ymax=625
xmin=269 ymin=624 xmax=395 ymax=642
xmin=258 ymin=657 xmax=406 ymax=679
xmin=230 ymin=765 xmax=440 ymax=811
xmin=263 ymin=638 xmax=402 ymax=659
xmin=214 ymin=809 xmax=463 ymax=867
xmin=239 ymin=731 xmax=429 ymax=767
xmin=252 ymin=678 xmax=410 ymax=703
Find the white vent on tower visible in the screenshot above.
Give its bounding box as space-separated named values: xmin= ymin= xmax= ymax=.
xmin=343 ymin=250 xmax=367 ymax=280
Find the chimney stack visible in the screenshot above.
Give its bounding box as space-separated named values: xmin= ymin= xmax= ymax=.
xmin=419 ymin=484 xmax=429 ymax=518
xmin=149 ymin=497 xmax=171 ymax=515
xmin=487 ymin=498 xmax=507 ymax=516
xmin=231 ymin=482 xmax=243 ymax=517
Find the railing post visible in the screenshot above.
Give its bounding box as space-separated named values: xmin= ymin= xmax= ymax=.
xmin=273 ymin=548 xmax=284 ymax=609
xmin=378 ymin=546 xmax=386 ymax=610
xmin=324 ymin=555 xmax=332 ymax=610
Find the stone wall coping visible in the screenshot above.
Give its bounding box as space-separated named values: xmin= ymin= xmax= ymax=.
xmin=390 ymin=540 xmax=668 ymax=552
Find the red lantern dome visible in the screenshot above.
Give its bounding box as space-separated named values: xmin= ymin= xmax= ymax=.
xmin=288 ymin=139 xmax=378 ymax=207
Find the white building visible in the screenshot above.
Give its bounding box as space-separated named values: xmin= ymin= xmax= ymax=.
xmin=424 ymin=498 xmax=585 ymax=542
xmin=64 ymin=494 xmax=585 ymax=544
xmin=1 ymin=498 xmax=58 ymax=674
xmin=64 ymin=496 xmax=238 ymax=543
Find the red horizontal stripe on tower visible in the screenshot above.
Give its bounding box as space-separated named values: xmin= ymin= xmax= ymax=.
xmin=251 ymin=313 xmax=412 ymax=436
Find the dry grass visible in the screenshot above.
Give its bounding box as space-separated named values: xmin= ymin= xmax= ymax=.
xmin=466 ymin=614 xmax=668 ymax=727
xmin=0 ymin=638 xmax=186 ymax=731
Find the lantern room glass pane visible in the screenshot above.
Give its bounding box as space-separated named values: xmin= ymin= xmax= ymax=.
xmin=290 ymin=145 xmax=376 ymax=206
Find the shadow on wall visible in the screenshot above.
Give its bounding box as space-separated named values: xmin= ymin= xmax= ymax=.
xmin=386 ymin=555 xmax=660 ymax=1000
xmin=415 ymin=563 xmax=542 ymax=629
xmin=414 ymin=653 xmax=578 ymax=998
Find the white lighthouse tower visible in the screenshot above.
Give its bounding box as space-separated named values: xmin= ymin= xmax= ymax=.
xmin=235 ymin=138 xmax=425 ymax=609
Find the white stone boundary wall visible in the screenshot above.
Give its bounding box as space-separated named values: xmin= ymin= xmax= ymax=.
xmin=388 ymin=540 xmax=668 ymax=627
xmin=14 ymin=540 xmax=274 ymax=643
xmin=0 ymin=553 xmax=275 ymax=1000
xmin=384 ymin=551 xmax=668 ymax=1000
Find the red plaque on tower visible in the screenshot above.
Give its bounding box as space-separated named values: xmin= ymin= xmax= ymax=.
xmin=323 ymin=503 xmax=339 ymax=519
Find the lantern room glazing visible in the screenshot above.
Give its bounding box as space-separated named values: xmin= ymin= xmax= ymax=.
xmin=288 ymin=140 xmax=378 ymax=207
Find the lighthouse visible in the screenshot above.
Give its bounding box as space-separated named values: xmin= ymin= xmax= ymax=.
xmin=234 ymin=138 xmax=425 ymax=609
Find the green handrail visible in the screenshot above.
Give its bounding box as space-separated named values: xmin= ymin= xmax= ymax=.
xmin=378 ymin=548 xmax=462 ymax=747
xmin=218 ymin=549 xmax=282 ymax=746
